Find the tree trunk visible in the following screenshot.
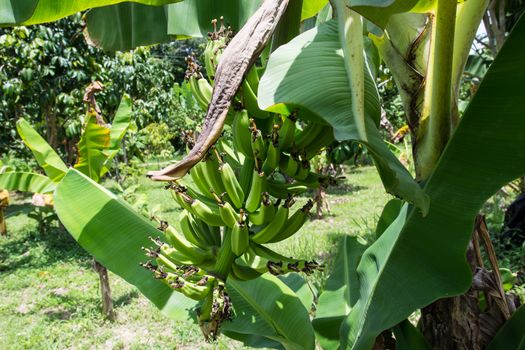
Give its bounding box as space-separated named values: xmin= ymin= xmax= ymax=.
xmin=93 ymin=260 xmax=115 ymax=320
xmin=44 ymin=105 xmax=59 ymax=149
xmin=420 ymin=216 xmax=517 ymax=349
xmin=0 ymin=207 xmax=7 ymax=237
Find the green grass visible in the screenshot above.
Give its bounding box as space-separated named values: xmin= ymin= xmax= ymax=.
xmin=0 ymin=165 xmax=389 ymax=349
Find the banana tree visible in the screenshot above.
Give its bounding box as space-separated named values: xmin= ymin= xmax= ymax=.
xmin=257 ymin=0 xmax=525 ymax=348
xmin=2 ymin=0 xmax=525 ymax=349
xmin=0 ymin=93 xmax=132 ymax=318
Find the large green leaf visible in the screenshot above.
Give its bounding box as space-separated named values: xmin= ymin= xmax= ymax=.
xmin=16 ymin=118 xmax=68 ymax=183
xmin=486 ymin=305 xmax=525 ymax=350
xmin=84 ymin=3 xmax=176 ymax=51
xmin=339 ymin=15 xmax=525 ymax=350
xmin=222 ymin=274 xmax=315 ymax=350
xmin=312 ymin=236 xmax=367 ymax=349
xmin=54 ymin=169 xmax=196 ymax=321
xmin=258 ymin=20 xmax=428 ymax=212
xmin=0 ymin=172 xmax=55 ymax=194
xmin=0 ymin=0 xmax=178 ymax=26
xmin=74 ymin=115 xmax=111 ymax=182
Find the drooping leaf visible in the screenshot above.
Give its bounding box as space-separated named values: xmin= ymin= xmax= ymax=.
xmin=0 ymin=0 xmax=178 ymax=26
xmin=0 ymin=172 xmax=55 ymax=194
xmin=74 ymin=115 xmax=111 ymax=182
xmin=222 ymin=274 xmax=316 ymax=350
xmin=486 ymin=305 xmax=525 ymax=350
xmin=392 ymin=319 xmax=431 ymax=350
xmin=312 ymin=236 xmax=367 ymax=349
xmin=54 ymin=169 xmax=197 ymax=321
xmin=16 ymin=118 xmax=68 ymax=183
xmin=258 ymin=20 xmax=428 ymax=211
xmin=348 ymin=0 xmax=436 ymax=28
xmin=84 ymin=3 xmax=176 ymax=51
xmin=339 ymin=15 xmax=525 ymax=350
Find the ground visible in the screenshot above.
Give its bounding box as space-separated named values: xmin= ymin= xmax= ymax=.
xmin=0 ymin=165 xmax=389 ymax=349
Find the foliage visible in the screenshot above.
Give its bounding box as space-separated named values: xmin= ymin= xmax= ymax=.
xmin=2 ymin=1 xmax=525 ymax=349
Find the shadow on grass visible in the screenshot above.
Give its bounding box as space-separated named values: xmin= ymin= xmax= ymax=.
xmin=0 ymin=221 xmax=90 ymax=273
xmin=114 ymin=290 xmax=140 ymax=308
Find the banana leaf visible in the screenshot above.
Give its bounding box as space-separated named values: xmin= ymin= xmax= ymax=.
xmin=74 ymin=115 xmax=111 ymax=182
xmin=258 ymin=20 xmax=428 ymax=212
xmin=348 ymin=0 xmax=435 ymax=28
xmin=338 ymin=15 xmax=525 ymax=350
xmin=84 ymin=3 xmax=176 ymax=51
xmin=312 ymin=236 xmax=368 ymax=349
xmin=222 ymin=274 xmax=316 ymax=350
xmin=109 ymin=94 xmax=132 ymax=152
xmin=0 ymin=0 xmax=178 ymax=26
xmin=486 ymin=305 xmax=525 ymax=350
xmin=84 ymin=0 xmax=329 ymax=51
xmin=392 ymin=319 xmax=431 ymax=350
xmin=16 ymin=118 xmax=68 ymax=183
xmin=54 ymin=169 xmax=197 ymax=321
xmin=0 ymin=172 xmax=55 ymax=194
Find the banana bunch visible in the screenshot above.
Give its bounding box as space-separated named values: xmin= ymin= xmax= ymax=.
xmin=140 ymin=30 xmax=345 ymax=340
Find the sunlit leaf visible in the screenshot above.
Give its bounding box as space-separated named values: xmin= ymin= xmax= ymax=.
xmin=16 ymin=118 xmax=68 ymax=183
xmin=54 ymin=169 xmax=197 ymax=321
xmin=0 ymin=172 xmax=55 ymax=193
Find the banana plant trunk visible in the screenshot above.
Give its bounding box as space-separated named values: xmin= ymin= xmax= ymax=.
xmin=93 ymin=259 xmax=115 ymax=320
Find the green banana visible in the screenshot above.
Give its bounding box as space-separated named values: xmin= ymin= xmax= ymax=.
xmin=250 ymin=202 xmax=289 ymax=244
xmin=249 ymin=192 xmax=275 ymax=226
xmin=280 ymin=154 xmax=300 ymax=178
xmin=294 ymin=160 xmax=310 ymax=181
xmin=218 ymin=200 xmax=238 ymax=229
xmin=248 ymin=242 xmax=322 ymax=275
xmin=268 ymin=200 xmax=313 ymax=243
xmin=278 ymin=114 xmax=296 ymax=152
xmin=202 ymin=153 xmax=227 ymax=195
xmin=213 ymin=229 xmax=236 ymax=279
xmin=266 ymin=180 xmax=308 ymax=199
xmin=188 ymin=75 xmax=212 ymax=110
xmin=180 ymin=210 xmax=208 ymax=249
xmin=192 ymin=215 xmax=222 ymax=247
xmin=189 ymin=197 xmax=225 ymax=227
xmin=231 ymin=215 xmax=249 ymax=256
xmin=294 ymin=122 xmax=321 ymax=150
xmin=190 ymin=161 xmax=214 ymax=197
xmin=245 ymin=170 xmax=266 ymax=213
xmin=157 ymin=224 xmax=213 ymax=264
xmin=239 ymin=156 xmax=254 ymax=195
xmin=216 ymin=138 xmax=242 ymax=169
xmin=232 ymin=110 xmax=253 ymax=158
xmin=218 ymin=161 xmax=245 ymax=209
xmin=303 ymin=125 xmax=335 ymax=159
xmin=231 ymin=260 xmax=263 ymax=281
xmin=263 ymin=124 xmax=281 ymax=174
xmin=163 ymin=272 xmax=215 ymax=300
xmin=250 ymin=120 xmax=267 ymax=162
xmin=241 ymin=79 xmax=270 ymax=119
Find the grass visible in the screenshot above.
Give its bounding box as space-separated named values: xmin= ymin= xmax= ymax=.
xmin=0 ymin=165 xmax=390 ymax=349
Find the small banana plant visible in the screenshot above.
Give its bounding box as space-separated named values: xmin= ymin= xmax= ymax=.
xmin=0 ymin=93 xmax=132 ymax=318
